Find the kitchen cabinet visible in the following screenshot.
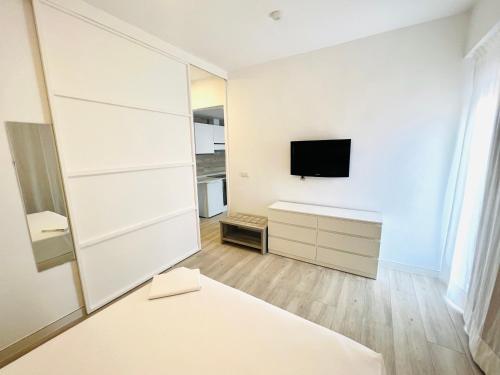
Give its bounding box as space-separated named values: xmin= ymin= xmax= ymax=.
xmin=213 ymin=126 xmax=225 ymax=144
xmin=197 ymin=178 xmax=224 ymax=217
xmin=194 ymin=123 xmax=214 ymax=154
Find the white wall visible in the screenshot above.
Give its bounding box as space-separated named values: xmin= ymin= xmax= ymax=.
xmin=227 ymin=14 xmax=469 ymax=272
xmin=467 ymin=0 xmax=500 ymax=53
xmin=191 ymin=77 xmax=226 ymax=110
xmin=0 ymin=0 xmax=83 ymax=351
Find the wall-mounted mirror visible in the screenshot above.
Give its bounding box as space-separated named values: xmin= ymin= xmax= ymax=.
xmin=6 ymin=122 xmax=75 ymax=271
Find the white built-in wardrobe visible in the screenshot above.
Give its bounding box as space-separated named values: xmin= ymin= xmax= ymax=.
xmin=32 ymin=0 xmax=225 ymax=312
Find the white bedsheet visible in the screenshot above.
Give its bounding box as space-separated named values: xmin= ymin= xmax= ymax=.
xmin=2 ymin=274 xmax=385 ymax=374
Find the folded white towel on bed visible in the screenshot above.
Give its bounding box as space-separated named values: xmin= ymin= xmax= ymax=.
xmin=148 ymin=267 xmax=201 ymax=300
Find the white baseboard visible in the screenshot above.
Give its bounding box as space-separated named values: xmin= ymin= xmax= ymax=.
xmin=0 ymin=307 xmax=86 ymax=368
xmin=379 ymin=259 xmax=440 ymax=278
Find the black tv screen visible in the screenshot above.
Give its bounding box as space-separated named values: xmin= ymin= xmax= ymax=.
xmin=291 ymin=139 xmax=351 ymax=177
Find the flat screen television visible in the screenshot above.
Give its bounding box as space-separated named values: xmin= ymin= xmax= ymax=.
xmin=291 ymin=139 xmax=351 ymax=177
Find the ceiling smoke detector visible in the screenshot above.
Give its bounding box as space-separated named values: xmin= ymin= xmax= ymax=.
xmin=269 ymin=10 xmax=281 ymax=21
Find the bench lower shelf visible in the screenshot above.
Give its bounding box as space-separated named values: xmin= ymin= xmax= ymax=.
xmin=219 ymin=214 xmax=268 ymax=254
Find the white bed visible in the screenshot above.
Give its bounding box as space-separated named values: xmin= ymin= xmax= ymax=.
xmin=1 ymin=273 xmax=385 ymax=374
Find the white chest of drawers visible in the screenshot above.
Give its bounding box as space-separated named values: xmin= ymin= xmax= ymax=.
xmin=268 ymin=201 xmax=382 ymax=279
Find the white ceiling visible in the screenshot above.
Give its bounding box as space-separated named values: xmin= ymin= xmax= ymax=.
xmin=84 ymin=0 xmax=476 ymax=72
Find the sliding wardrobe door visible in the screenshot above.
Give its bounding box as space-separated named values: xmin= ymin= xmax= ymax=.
xmin=32 ymin=0 xmax=200 ymax=311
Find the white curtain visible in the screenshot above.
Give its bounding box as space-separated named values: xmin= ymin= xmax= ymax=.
xmin=464 ymin=88 xmax=500 ymax=373
xmin=442 ymin=28 xmax=500 ymax=308
xmin=441 ymin=24 xmax=500 ymax=374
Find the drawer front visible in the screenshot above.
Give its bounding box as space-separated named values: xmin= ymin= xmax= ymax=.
xmin=317 ymin=230 xmax=380 ymax=257
xmin=318 ymin=216 xmax=381 ymax=238
xmin=316 ymin=247 xmax=378 ymax=278
xmin=269 ymin=221 xmax=316 ymax=244
xmin=269 ymin=237 xmax=316 ymax=260
xmin=268 ymin=209 xmax=316 ymax=228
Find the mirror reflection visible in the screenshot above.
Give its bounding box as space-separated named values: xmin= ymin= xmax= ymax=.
xmin=6 ymin=122 xmax=75 ymax=271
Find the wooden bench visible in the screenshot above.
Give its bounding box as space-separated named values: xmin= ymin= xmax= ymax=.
xmin=219 ymin=213 xmax=268 ymax=254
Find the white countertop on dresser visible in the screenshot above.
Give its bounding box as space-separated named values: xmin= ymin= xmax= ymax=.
xmin=268 ymin=201 xmax=382 ymax=223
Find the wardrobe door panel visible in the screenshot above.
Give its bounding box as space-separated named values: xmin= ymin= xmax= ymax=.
xmin=36 ymin=2 xmax=189 ymax=114
xmin=33 ymin=0 xmax=200 ymax=312
xmin=55 ymin=97 xmax=193 ymax=173
xmin=69 ymin=167 xmax=195 ymax=243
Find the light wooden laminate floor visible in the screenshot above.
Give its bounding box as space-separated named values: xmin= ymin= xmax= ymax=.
xmin=177 ymin=214 xmax=483 ymax=375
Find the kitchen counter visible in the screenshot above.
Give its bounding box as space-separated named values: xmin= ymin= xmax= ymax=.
xmin=197 ymin=172 xmax=226 ymax=184
xmin=197 ymin=171 xmax=226 ymax=178
xmin=198 ymin=177 xmax=223 ymax=184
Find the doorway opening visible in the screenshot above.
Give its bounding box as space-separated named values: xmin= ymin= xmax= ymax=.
xmin=189 ymin=66 xmax=228 ymax=220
